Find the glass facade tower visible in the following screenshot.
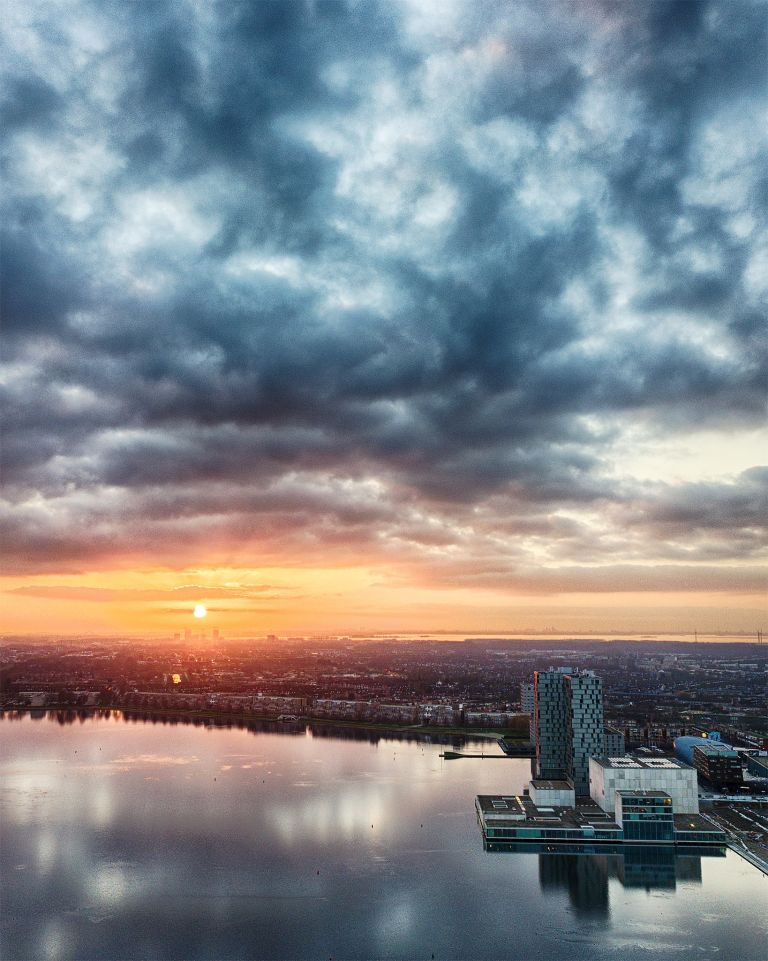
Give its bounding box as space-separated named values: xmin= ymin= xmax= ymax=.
xmin=534 ymin=668 xmax=605 ymax=795
xmin=534 ymin=668 xmax=569 ymax=779
xmin=565 ymin=672 xmax=605 ymax=795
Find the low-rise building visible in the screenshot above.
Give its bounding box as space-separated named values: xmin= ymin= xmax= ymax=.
xmin=529 ymin=779 xmax=575 ymax=809
xmin=464 ymin=710 xmax=526 ymax=728
xmin=589 ymin=756 xmax=699 ymax=815
xmin=18 ymin=692 xmax=49 ymax=708
xmin=475 ymin=791 xmax=724 ymax=847
xmin=692 ymin=743 xmax=743 ymax=788
xmin=745 ymin=754 xmax=768 ymax=779
xmin=674 ymin=735 xmax=725 ymax=765
xmin=615 ymin=790 xmax=675 ymax=843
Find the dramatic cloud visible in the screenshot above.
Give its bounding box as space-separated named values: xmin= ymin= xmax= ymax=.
xmin=1 ymin=0 xmax=766 ymax=609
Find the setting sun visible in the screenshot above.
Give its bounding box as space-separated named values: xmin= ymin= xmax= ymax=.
xmin=193 ymin=604 xmax=207 ymax=619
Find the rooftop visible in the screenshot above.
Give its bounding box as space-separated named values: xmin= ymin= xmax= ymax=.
xmin=475 ymin=795 xmax=527 ymax=817
xmin=476 ymin=795 xmax=621 ymax=832
xmin=530 ymin=779 xmax=573 ymax=790
xmin=476 ymin=796 xmax=727 ymax=843
xmin=694 ymin=743 xmax=740 ymax=757
xmin=673 ymin=814 xmax=725 ymax=834
xmin=593 ymin=756 xmax=691 ymax=771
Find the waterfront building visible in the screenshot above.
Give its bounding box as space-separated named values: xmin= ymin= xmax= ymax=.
xmin=614 ymin=791 xmax=675 ymax=843
xmin=534 ymin=668 xmax=570 ymax=779
xmin=476 ymin=794 xmax=623 ymax=844
xmin=529 ymin=779 xmax=575 ymax=808
xmin=475 ymin=790 xmax=724 ymax=846
xmin=534 ymin=668 xmax=604 ymax=794
xmin=464 ymin=710 xmax=526 ymax=728
xmin=692 ymin=743 xmax=743 ymax=788
xmin=565 ymin=672 xmax=605 ymax=795
xmin=589 ymin=756 xmax=699 ymax=814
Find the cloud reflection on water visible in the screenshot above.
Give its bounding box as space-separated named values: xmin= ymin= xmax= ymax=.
xmin=1 ymin=714 xmax=766 ymax=961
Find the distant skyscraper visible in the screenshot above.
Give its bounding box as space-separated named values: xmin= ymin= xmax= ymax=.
xmin=534 ymin=667 xmax=605 ymax=795
xmin=184 ymin=628 xmax=191 ymax=642
xmin=212 ymin=628 xmax=220 ymax=642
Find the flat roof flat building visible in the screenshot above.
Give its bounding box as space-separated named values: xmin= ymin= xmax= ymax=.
xmin=589 ymin=756 xmax=699 ymax=815
xmin=674 ymin=735 xmax=732 ymax=766
xmin=475 ymin=792 xmax=724 ymax=847
xmin=692 ymin=743 xmax=743 ymax=788
xmin=615 ymin=790 xmax=675 ymax=843
xmin=529 ymin=779 xmax=576 ymax=809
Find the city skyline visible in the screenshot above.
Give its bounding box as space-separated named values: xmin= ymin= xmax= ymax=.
xmin=2 ymin=1 xmax=766 ymax=636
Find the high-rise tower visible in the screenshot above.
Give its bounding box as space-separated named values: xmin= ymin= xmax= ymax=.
xmin=534 ymin=668 xmax=570 ymax=779
xmin=564 ymin=671 xmax=604 ymax=795
xmin=534 ymin=668 xmax=604 ymax=795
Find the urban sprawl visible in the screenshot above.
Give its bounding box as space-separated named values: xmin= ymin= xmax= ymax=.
xmin=1 ymin=633 xmax=766 ymax=870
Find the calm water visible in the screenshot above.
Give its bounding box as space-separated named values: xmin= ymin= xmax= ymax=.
xmin=1 ymin=713 xmax=766 ymax=961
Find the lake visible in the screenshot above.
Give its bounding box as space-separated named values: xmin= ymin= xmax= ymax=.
xmin=1 ymin=712 xmax=766 ymax=960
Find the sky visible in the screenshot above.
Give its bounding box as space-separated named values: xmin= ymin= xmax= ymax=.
xmin=1 ymin=0 xmax=766 ymax=637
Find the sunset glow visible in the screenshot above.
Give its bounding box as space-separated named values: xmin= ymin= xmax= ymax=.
xmin=1 ymin=1 xmax=765 ymax=639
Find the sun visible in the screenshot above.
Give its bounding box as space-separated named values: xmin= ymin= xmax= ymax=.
xmin=193 ymin=604 xmax=207 ymax=619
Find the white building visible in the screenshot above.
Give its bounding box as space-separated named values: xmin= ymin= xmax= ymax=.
xmin=589 ymin=756 xmax=699 ymax=815
xmin=529 ymin=778 xmax=576 ymax=809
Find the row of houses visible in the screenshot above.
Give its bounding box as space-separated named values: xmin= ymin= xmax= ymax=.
xmin=11 ymin=689 xmax=527 ymax=729
xmin=120 ymin=691 xmax=523 ymax=727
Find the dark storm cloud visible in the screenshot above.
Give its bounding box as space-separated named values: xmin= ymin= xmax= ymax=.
xmin=1 ymin=0 xmax=765 ymax=592
xmin=625 ymin=468 xmax=768 ymax=542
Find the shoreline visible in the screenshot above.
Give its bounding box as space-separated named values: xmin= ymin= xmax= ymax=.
xmin=0 ymin=704 xmax=531 ymax=743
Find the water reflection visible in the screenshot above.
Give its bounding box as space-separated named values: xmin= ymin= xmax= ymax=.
xmin=539 ymin=850 xmax=611 ymax=918
xmin=1 ymin=714 xmax=764 ymax=961
xmin=1 ymin=709 xmax=475 ymax=749
xmin=485 ymin=842 xmax=726 ymax=919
